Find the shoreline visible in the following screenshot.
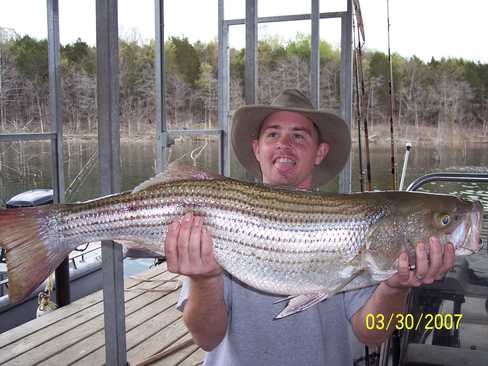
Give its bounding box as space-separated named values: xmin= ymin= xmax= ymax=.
xmin=60 ymin=126 xmax=488 ymax=146
xmin=2 ymin=124 xmax=486 ymax=146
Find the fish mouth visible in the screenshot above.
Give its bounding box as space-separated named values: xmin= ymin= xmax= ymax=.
xmin=454 ymin=200 xmax=483 ymax=255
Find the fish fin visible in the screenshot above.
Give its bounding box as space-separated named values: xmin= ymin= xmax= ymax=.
xmin=274 ymin=292 xmax=330 ymax=319
xmin=0 ymin=206 xmax=72 ymax=304
xmin=273 ymin=295 xmax=294 ymax=304
xmin=274 ymin=269 xmax=367 ymax=319
xmin=132 ymin=162 xmax=224 ymax=193
xmin=362 ymin=251 xmax=397 ymax=282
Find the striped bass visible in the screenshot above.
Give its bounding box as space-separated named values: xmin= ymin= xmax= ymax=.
xmin=0 ymin=164 xmax=483 ymax=318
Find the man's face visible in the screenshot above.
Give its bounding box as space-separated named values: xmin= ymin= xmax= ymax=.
xmin=252 ymin=111 xmax=329 ymax=189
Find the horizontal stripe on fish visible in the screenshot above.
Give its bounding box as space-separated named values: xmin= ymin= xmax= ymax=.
xmin=0 ymin=163 xmax=482 ymax=314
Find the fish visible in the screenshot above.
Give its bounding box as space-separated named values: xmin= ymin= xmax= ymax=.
xmin=0 ymin=163 xmax=483 ymax=318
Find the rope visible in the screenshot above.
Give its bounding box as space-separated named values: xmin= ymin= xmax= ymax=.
xmin=36 ymin=274 xmax=58 ymax=317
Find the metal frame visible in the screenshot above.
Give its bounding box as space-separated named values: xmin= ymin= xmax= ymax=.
xmin=0 ymin=0 xmax=70 ymax=305
xmin=1 ymin=1 xmax=357 ymax=363
xmin=47 ymin=0 xmax=70 ymax=307
xmin=47 ymin=0 xmax=64 ymax=205
xmin=245 ymin=0 xmax=258 ymax=105
xmin=155 ymin=0 xmax=231 ymax=176
xmin=218 ymin=0 xmax=230 ymax=176
xmin=219 ymin=0 xmax=354 ymax=192
xmin=224 ymin=11 xmax=347 ymax=26
xmin=407 ymin=173 xmax=488 ymax=191
xmin=311 ymin=0 xmax=320 ymax=109
xmin=339 ymin=0 xmax=354 ymax=193
xmin=95 ymin=1 xmax=126 ymax=365
xmin=154 ymin=0 xmax=168 ymax=173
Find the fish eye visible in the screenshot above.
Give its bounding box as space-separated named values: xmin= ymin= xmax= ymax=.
xmin=440 ymin=214 xmax=450 ymax=226
xmin=433 ymin=212 xmax=451 ymax=228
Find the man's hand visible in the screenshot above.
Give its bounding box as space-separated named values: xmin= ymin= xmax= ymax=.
xmin=385 ymin=236 xmax=456 ymax=290
xmin=164 ymin=212 xmax=226 ymax=351
xmin=352 ymin=236 xmax=456 ymax=345
xmin=164 ymin=212 xmax=222 ymax=278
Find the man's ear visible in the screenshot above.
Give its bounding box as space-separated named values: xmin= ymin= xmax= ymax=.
xmin=314 ymin=142 xmax=330 ymax=165
xmin=252 ymin=139 xmax=261 ymax=162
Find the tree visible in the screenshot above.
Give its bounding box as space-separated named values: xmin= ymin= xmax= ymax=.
xmin=61 ymin=38 xmax=95 ymax=76
xmin=170 ymin=36 xmax=201 ymax=87
xmin=9 ymin=36 xmax=49 ymax=131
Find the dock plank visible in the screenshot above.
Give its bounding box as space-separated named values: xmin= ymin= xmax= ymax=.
xmin=74 ymin=316 xmax=190 ymax=366
xmin=0 ymin=265 xmax=164 ymax=348
xmin=152 ymin=333 xmax=200 ymax=366
xmin=39 ymin=290 xmax=180 ymax=365
xmin=0 ymin=264 xmax=203 ymax=366
xmin=127 ymin=319 xmax=191 ymax=365
xmin=177 ymin=348 xmax=206 ymax=366
xmin=0 ymin=269 xmax=175 ymax=364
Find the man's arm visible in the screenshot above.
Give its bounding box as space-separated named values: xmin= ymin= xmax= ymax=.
xmin=351 ymin=237 xmax=456 ymax=345
xmin=165 ymin=212 xmax=227 ymax=351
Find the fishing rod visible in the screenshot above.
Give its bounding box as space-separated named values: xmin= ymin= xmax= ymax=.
xmin=353 ymin=21 xmax=364 ymax=192
xmin=386 ymin=0 xmax=397 ymax=190
xmin=352 ymin=0 xmax=373 ymax=192
xmin=362 ymin=78 xmax=373 ymax=192
xmin=353 ymin=3 xmax=376 ymax=364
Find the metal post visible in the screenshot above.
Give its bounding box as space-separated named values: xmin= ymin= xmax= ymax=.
xmin=155 ymin=0 xmax=168 ymax=173
xmin=47 ymin=0 xmax=69 ymax=307
xmin=218 ymin=0 xmax=230 ymax=176
xmin=96 ymin=0 xmax=126 ymax=365
xmin=399 ymin=142 xmax=412 ymax=190
xmin=339 ymin=0 xmax=353 ymax=193
xmin=310 ymin=0 xmax=320 ymax=109
xmin=245 ymin=0 xmax=257 ymax=105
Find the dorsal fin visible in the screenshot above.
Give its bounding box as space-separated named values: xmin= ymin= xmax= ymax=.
xmin=132 ymin=162 xmax=224 ymax=193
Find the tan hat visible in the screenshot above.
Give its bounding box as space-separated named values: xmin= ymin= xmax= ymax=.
xmin=231 ymin=89 xmax=351 ymax=187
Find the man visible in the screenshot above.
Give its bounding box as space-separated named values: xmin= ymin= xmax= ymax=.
xmin=164 ymin=89 xmax=454 ymax=365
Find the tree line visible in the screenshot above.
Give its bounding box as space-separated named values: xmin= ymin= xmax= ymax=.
xmin=1 ymin=27 xmax=487 ymax=140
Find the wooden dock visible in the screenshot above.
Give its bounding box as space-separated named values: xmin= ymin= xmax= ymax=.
xmin=0 ymin=264 xmax=204 ymax=366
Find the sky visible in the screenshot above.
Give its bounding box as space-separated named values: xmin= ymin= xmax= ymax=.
xmin=0 ymin=0 xmax=487 ymax=63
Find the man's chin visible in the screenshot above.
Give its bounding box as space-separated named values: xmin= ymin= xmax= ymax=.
xmin=267 ymin=172 xmax=298 ymax=187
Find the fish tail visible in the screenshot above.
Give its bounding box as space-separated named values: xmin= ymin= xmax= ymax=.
xmin=0 ymin=205 xmax=71 ymax=304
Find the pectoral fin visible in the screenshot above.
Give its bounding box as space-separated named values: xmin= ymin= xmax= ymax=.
xmin=274 ymin=292 xmax=330 ymax=319
xmin=275 ymin=269 xmax=366 ymax=320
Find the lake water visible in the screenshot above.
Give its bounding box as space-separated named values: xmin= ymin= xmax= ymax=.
xmin=0 ymin=137 xmax=487 ymax=276
xmin=1 ymin=137 xmax=487 ymax=205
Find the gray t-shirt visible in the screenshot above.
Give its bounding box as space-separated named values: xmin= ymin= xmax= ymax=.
xmin=177 ymin=274 xmax=375 ymax=366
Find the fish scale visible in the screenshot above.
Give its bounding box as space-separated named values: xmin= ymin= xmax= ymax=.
xmin=47 ymin=179 xmax=378 ymax=295
xmin=40 ymin=179 xmax=478 ymax=295
xmin=0 ymin=165 xmax=482 ymax=318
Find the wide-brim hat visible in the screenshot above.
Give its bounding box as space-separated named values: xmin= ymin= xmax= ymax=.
xmin=231 ymin=89 xmax=351 ymax=187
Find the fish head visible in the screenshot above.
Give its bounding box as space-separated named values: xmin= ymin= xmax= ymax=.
xmin=395 ymin=192 xmax=483 ymax=256
xmin=449 ymin=199 xmax=483 ymax=255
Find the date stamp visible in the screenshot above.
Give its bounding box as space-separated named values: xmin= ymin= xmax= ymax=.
xmin=365 ymin=313 xmax=463 ymax=331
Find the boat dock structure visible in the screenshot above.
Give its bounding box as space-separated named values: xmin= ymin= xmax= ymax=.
xmin=1 ymin=0 xmax=488 ymax=365
xmin=0 ymin=264 xmax=204 ymax=366
xmin=1 ymin=0 xmax=357 ymax=364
